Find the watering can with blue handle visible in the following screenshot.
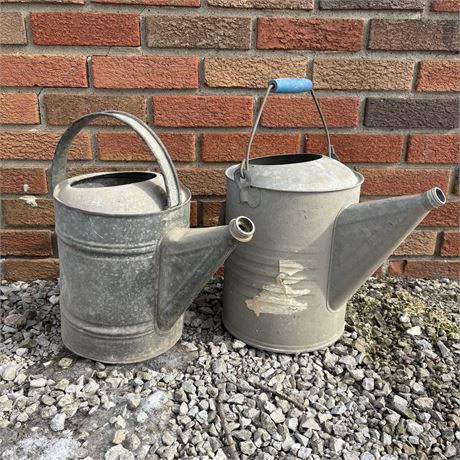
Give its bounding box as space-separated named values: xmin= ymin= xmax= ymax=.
xmin=222 ymin=78 xmax=446 ymax=353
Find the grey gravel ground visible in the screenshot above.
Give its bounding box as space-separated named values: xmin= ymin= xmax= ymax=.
xmin=0 ymin=277 xmax=459 ymax=460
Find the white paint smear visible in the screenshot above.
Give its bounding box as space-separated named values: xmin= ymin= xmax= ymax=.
xmin=246 ymin=259 xmax=310 ymax=316
xmin=19 ymin=195 xmax=38 ymax=207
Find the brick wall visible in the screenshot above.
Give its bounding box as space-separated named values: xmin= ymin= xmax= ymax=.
xmin=0 ymin=0 xmax=459 ymax=280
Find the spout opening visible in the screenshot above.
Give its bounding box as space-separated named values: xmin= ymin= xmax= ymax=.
xmin=424 ymin=187 xmax=446 ymax=210
xmin=434 ymin=188 xmax=446 ymax=204
xmin=229 ymin=216 xmax=255 ymax=242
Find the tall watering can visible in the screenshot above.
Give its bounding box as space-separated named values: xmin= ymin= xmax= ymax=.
xmin=223 ymin=79 xmax=446 ymax=353
xmin=52 ymin=111 xmax=255 ymax=363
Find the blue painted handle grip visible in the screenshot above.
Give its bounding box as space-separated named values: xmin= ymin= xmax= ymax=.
xmin=269 ymin=78 xmax=313 ymax=93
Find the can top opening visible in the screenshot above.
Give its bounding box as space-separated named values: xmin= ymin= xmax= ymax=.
xmin=71 ymin=172 xmax=157 ymax=189
xmin=249 ymin=153 xmax=322 ymax=166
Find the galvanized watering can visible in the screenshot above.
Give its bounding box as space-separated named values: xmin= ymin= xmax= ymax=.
xmin=222 ymin=78 xmax=446 ymax=353
xmin=52 ymin=111 xmax=255 ymax=363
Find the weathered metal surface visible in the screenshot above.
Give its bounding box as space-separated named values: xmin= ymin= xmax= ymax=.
xmin=52 ymin=111 xmax=254 ymax=363
xmin=222 ymin=78 xmax=446 ymax=353
xmin=328 ymin=187 xmax=446 ymax=310
xmin=223 ymin=178 xmax=360 ymax=353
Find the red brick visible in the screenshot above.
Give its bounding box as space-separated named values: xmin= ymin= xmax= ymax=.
xmin=441 ymin=231 xmax=460 ymax=256
xmin=202 ymin=201 xmax=224 ymax=227
xmin=306 ymin=134 xmax=403 ymax=163
xmin=4 ymin=258 xmax=59 ymax=281
xmin=359 ymin=168 xmax=451 ymax=196
xmin=369 ymin=19 xmax=459 ymax=52
xmin=261 ymin=97 xmax=359 ymax=128
xmin=146 ymin=16 xmax=251 ymax=50
xmin=2 ymin=199 xmax=55 ymax=226
xmin=202 ymin=133 xmax=301 ymax=162
xmin=0 ymin=12 xmax=26 ymax=45
xmin=0 ymin=168 xmax=48 ymax=194
xmin=97 ymin=131 xmax=195 ymax=162
xmin=406 ymin=135 xmax=459 ymax=164
xmin=153 ymin=96 xmax=253 ymax=128
xmin=431 ymin=0 xmax=460 ymax=11
xmin=321 ymin=0 xmax=424 ymax=9
xmin=93 ymin=0 xmax=199 ymax=4
xmin=2 ymin=0 xmax=83 ymax=3
xmin=0 ymin=55 xmax=87 ymax=88
xmin=393 ymin=231 xmax=437 ymax=256
xmin=454 ymin=170 xmax=460 ymax=195
xmin=44 ymin=94 xmax=147 ymax=126
xmin=416 ymin=60 xmax=460 ymax=92
xmin=420 ymin=200 xmax=459 ymax=227
xmin=177 ymin=168 xmax=226 ymax=196
xmin=209 ymin=0 xmax=313 ymax=9
xmin=0 ymin=132 xmax=91 ymax=160
xmin=314 ymin=59 xmax=415 ymax=91
xmin=190 ymin=201 xmax=197 ymax=227
xmin=365 ymin=98 xmax=458 ymax=130
xmin=388 ymin=259 xmax=459 ymax=278
xmin=204 ymin=57 xmax=308 ymax=89
xmin=257 ymin=17 xmax=364 ymax=51
xmin=31 ymin=13 xmax=140 ymax=46
xmin=92 ymin=56 xmax=198 ymax=89
xmin=0 ymin=93 xmax=39 ymax=124
xmin=0 ymin=230 xmax=53 ymax=256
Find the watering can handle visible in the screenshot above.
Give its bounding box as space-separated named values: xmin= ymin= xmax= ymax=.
xmin=240 ymin=78 xmax=335 ymax=178
xmin=51 ymin=111 xmax=182 ymax=208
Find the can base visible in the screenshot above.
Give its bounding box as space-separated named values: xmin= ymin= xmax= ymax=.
xmin=223 ymin=319 xmax=344 ymax=354
xmin=62 ymin=337 xmax=180 ymax=364
xmin=61 ymin=312 xmax=182 ymax=364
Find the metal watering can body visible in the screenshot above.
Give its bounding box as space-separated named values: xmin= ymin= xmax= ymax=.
xmin=52 ymin=111 xmax=254 ymax=363
xmin=223 ymin=79 xmax=446 ymax=353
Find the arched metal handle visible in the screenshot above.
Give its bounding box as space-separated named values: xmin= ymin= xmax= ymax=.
xmin=240 ymin=78 xmax=335 ymax=178
xmin=51 ymin=111 xmax=182 ymax=208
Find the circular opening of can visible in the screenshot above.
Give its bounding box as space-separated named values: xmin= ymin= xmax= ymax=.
xmin=236 ymin=216 xmax=255 ymax=234
xmin=71 ymin=171 xmax=156 ymax=188
xmin=249 ymin=153 xmax=322 ymax=166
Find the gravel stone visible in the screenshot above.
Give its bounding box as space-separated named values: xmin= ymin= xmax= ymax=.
xmin=361 ymin=453 xmax=376 ymax=460
xmin=240 ymin=440 xmax=256 ymax=455
xmin=362 ymin=377 xmax=375 ymax=390
xmin=113 ymin=429 xmax=127 ymax=444
xmin=414 ymin=396 xmax=433 ymax=410
xmin=58 ymin=357 xmax=73 ymax=368
xmin=437 ymin=340 xmax=451 ymax=358
xmin=406 ymin=420 xmax=424 ymax=436
xmin=212 ymin=358 xmax=227 ymax=373
xmin=407 ymin=325 xmax=422 ymax=336
xmin=30 ymin=378 xmax=47 ymax=388
xmin=50 ymin=413 xmax=66 ymax=431
xmin=1 ymin=365 xmax=19 ymax=381
xmin=105 ymin=444 xmax=134 ymax=460
xmin=0 ymin=277 xmax=458 ymax=459
xmin=126 ymin=393 xmax=141 ymax=410
xmin=270 ymin=408 xmax=285 ymax=423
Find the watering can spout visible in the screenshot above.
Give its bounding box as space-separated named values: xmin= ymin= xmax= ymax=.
xmin=328 ymin=187 xmax=446 ymax=310
xmin=157 ymin=216 xmax=255 ymax=330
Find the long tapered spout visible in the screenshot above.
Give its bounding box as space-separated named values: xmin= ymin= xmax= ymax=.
xmin=328 ymin=187 xmax=446 ymax=310
xmin=157 ymin=216 xmax=255 ymax=330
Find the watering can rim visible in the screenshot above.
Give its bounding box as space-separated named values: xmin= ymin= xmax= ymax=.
xmin=54 ymin=170 xmax=192 ymax=218
xmin=226 ymin=153 xmax=365 ymax=194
